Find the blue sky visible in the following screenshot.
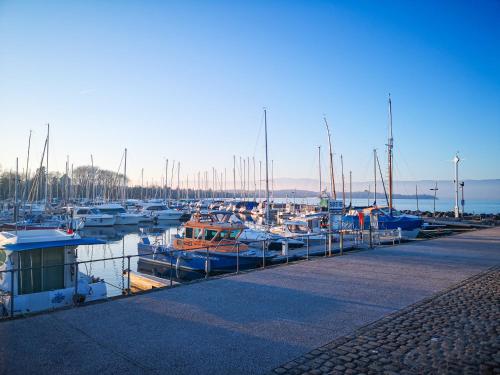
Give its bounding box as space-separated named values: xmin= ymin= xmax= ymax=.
xmin=1 ymin=0 xmax=499 ymax=187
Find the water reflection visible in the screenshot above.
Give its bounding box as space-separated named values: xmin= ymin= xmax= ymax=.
xmin=77 ymin=220 xmax=182 ymax=296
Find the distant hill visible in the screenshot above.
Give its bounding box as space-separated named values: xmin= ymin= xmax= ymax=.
xmin=271 ymin=178 xmax=500 ymax=200
xmin=271 ymin=189 xmax=434 ymax=199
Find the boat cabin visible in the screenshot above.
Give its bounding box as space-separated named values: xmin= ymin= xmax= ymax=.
xmin=0 ymin=229 xmax=106 ymax=316
xmin=173 ymin=212 xmax=247 ymax=252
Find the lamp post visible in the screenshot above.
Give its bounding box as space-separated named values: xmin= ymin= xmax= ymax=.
xmin=430 ymin=182 xmax=438 ymax=218
xmin=460 ymin=181 xmax=465 ymax=218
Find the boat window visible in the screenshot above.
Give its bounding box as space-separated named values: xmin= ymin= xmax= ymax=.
xmin=229 ymin=230 xmax=241 ymax=239
xmin=77 ymin=209 xmax=89 ymax=215
xmin=89 ymin=208 xmax=101 ymax=214
xmin=194 ymin=228 xmax=202 ymax=239
xmin=185 ymin=227 xmax=193 ymax=239
xmin=18 ymin=247 xmax=65 ymax=295
xmin=205 ymin=229 xmax=218 ymax=241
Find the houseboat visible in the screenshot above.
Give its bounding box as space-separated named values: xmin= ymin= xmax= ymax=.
xmin=0 ymin=229 xmax=107 ymax=317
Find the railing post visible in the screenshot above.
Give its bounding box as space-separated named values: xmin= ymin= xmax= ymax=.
xmin=369 ymin=215 xmax=373 ymax=249
xmin=10 ymin=269 xmax=14 ymax=317
xmin=340 ymin=230 xmax=344 ymax=255
xmin=74 ymin=262 xmax=79 ymax=299
xmin=324 ymin=232 xmax=328 ymax=257
xmin=127 ymin=256 xmax=131 ymax=295
xmin=306 ymin=236 xmax=309 ymax=260
xmin=169 ymin=249 xmax=173 ymax=287
xmin=262 ymin=240 xmax=266 ymax=268
xmin=236 ymin=243 xmax=240 ymax=274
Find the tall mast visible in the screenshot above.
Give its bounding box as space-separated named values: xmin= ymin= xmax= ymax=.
xmin=264 ymin=108 xmax=270 ymax=223
xmin=141 ymin=168 xmax=144 ymax=201
xmin=373 ymin=149 xmax=377 ymax=206
xmin=164 ymin=159 xmax=168 ymax=202
xmin=341 ymin=154 xmax=345 ymax=211
xmin=387 ymin=94 xmax=394 ymax=211
xmin=123 ymin=148 xmax=127 ymax=202
xmin=14 ymin=157 xmax=19 ymax=225
xmin=45 ymin=123 xmax=50 ymax=208
xmin=233 ymin=155 xmax=236 ymax=198
xmin=324 ymin=117 xmax=336 ymax=200
xmin=252 ymin=157 xmax=256 ymax=201
xmin=259 ymin=160 xmax=262 ymax=201
xmin=23 ymin=130 xmax=32 ymax=205
xmin=318 ymin=146 xmax=322 ymax=196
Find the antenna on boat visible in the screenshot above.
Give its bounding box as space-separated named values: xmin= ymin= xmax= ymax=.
xmin=387 ymin=94 xmax=394 ymax=213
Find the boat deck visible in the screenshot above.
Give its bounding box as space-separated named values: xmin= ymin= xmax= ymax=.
xmin=1 ymin=227 xmax=499 ymax=374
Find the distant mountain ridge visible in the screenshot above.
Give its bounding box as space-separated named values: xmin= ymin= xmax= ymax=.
xmin=270 ymin=178 xmax=500 ymax=200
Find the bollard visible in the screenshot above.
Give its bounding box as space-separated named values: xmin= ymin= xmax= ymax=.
xmin=306 ymin=236 xmax=310 ymax=260
xmin=127 ymin=256 xmax=131 ymax=295
xmin=236 ymin=243 xmax=240 ymax=273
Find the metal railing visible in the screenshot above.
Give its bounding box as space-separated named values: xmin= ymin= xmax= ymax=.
xmin=0 ymin=226 xmax=402 ymax=320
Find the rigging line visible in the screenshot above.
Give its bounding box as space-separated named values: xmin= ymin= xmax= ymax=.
xmin=252 ymin=110 xmax=266 ymax=158
xmin=376 ymin=153 xmax=389 ymax=206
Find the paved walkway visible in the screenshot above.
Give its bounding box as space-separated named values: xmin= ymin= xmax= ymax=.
xmin=1 ymin=227 xmax=499 ymax=375
xmin=273 ymin=267 xmax=500 ymax=374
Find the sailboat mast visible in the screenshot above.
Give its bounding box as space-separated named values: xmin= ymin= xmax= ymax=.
xmin=324 ymin=117 xmax=336 ymax=200
xmin=388 ymin=94 xmax=394 ymax=211
xmin=123 ymin=148 xmax=127 ymax=202
xmin=45 ymin=123 xmax=50 ymax=208
xmin=341 ymin=154 xmax=345 ymax=211
xmin=318 ymin=146 xmax=322 ymax=195
xmin=264 ymin=109 xmax=270 ymax=223
xmin=233 ymin=155 xmax=236 ymax=198
xmin=373 ymin=149 xmax=377 ymax=205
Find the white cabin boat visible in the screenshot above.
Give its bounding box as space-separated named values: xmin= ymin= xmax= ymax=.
xmin=139 ymin=203 xmax=183 ymax=221
xmin=72 ymin=207 xmax=116 ymax=227
xmin=94 ymin=203 xmax=143 ymax=225
xmin=0 ymin=229 xmax=107 ymax=317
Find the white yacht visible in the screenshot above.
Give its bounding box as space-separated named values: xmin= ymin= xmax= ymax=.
xmin=0 ymin=229 xmax=107 ymax=316
xmin=72 ymin=207 xmax=116 ymax=227
xmin=270 ymin=220 xmax=325 ymax=242
xmin=94 ymin=203 xmax=143 ymax=225
xmin=139 ymin=203 xmax=183 ymax=220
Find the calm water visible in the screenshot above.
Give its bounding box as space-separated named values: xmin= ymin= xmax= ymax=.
xmin=77 ymin=198 xmax=499 ymax=297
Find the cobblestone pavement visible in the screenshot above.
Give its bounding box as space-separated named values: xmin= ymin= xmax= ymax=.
xmin=273 ymin=267 xmax=500 ymax=375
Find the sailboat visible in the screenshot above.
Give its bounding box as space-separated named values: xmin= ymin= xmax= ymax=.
xmin=344 ymin=95 xmax=423 ymax=238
